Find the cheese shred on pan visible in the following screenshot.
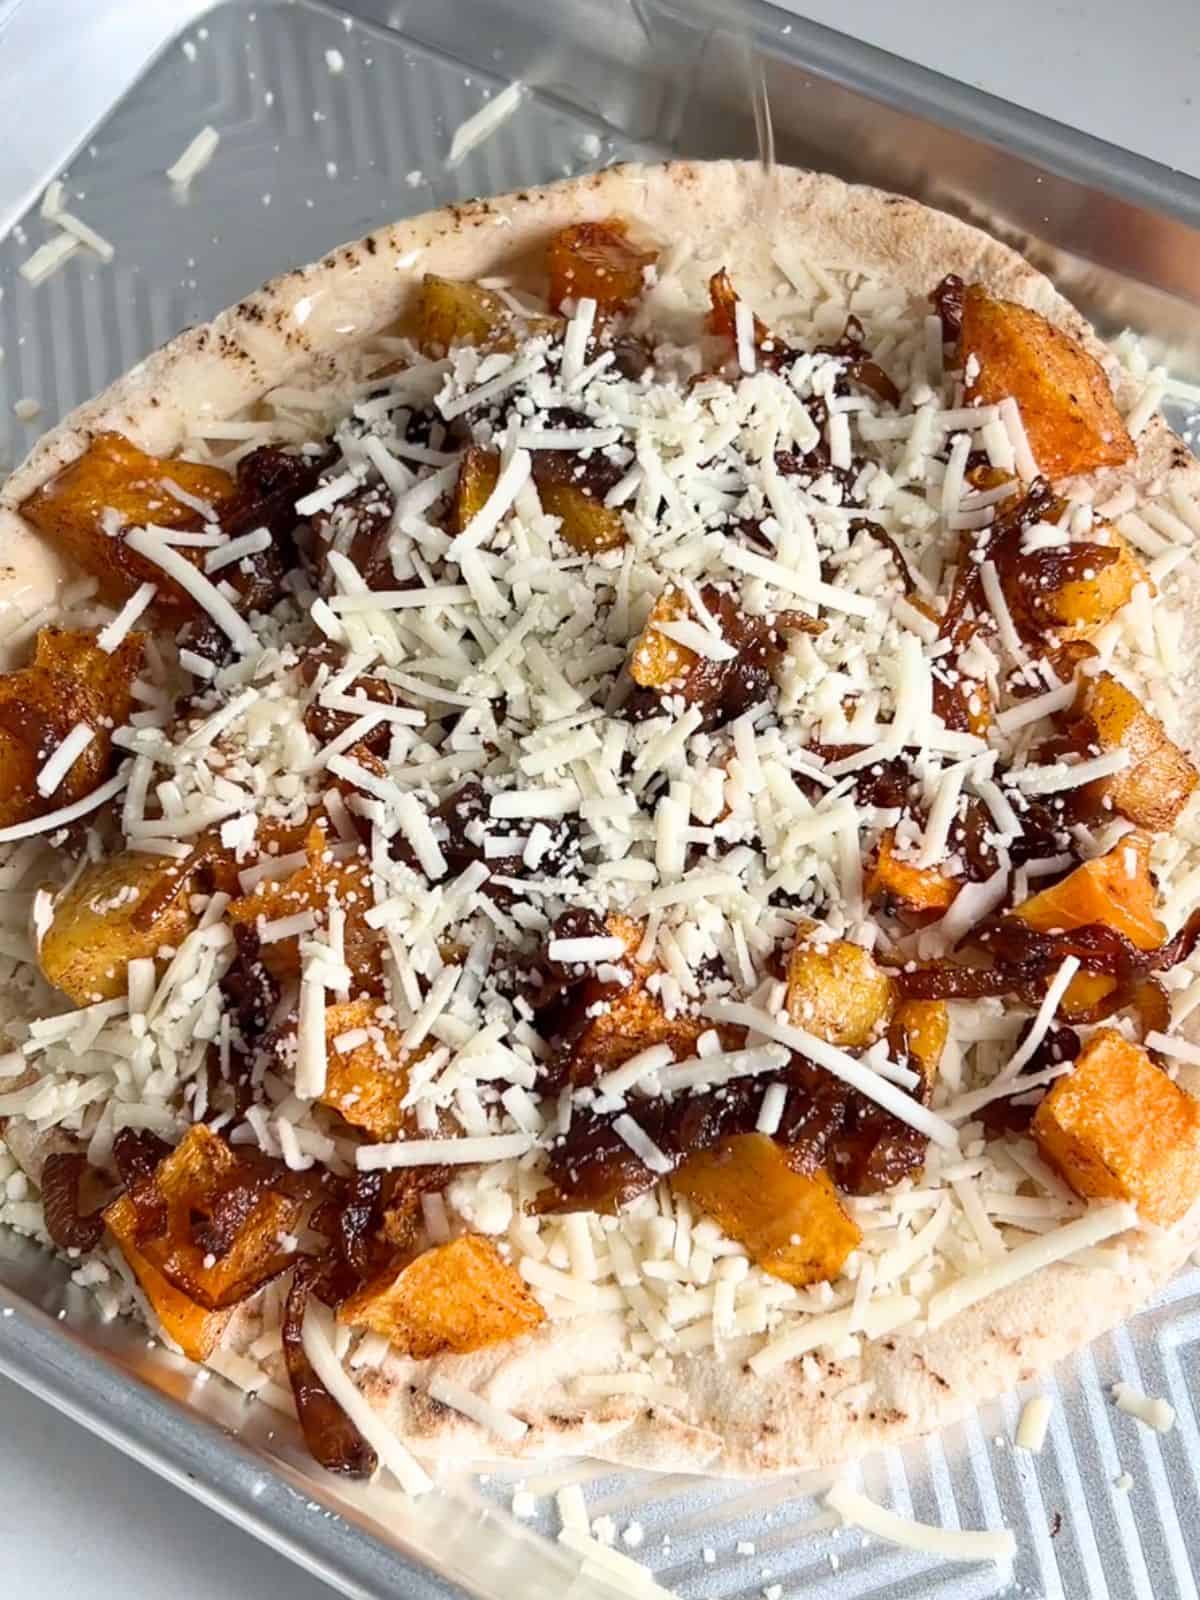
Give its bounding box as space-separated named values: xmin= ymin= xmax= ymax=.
xmin=1015 ymin=1394 xmax=1053 ymax=1453
xmin=825 ymin=1482 xmax=1016 ymax=1563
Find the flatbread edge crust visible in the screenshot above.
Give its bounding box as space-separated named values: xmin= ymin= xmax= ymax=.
xmin=2 ymin=159 xmax=1198 ymax=1477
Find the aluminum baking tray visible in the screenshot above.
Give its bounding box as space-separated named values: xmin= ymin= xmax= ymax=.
xmin=1 ymin=1 xmax=1199 ymax=1597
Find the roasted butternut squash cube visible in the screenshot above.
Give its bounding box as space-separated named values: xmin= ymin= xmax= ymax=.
xmin=132 ymin=1125 xmax=302 ymax=1312
xmin=103 ymin=1126 xmax=302 ymax=1349
xmin=448 ymin=446 xmax=499 ymax=536
xmin=227 ymin=822 xmax=380 ymax=987
xmin=1011 ymin=530 xmax=1148 ymax=635
xmin=416 ymin=275 xmax=511 ymax=354
xmin=536 ymin=480 xmax=626 ymax=554
xmin=867 ymin=832 xmax=959 ymax=921
xmin=549 ymin=913 xmax=706 ymax=1080
xmin=0 ymin=626 xmax=142 ymax=831
xmin=1074 ymin=672 xmax=1198 ymax=829
xmin=320 ymin=998 xmax=412 ymax=1141
xmin=448 ymin=443 xmax=623 ymax=568
xmin=39 ymin=849 xmax=200 ymax=1003
xmin=19 ymin=432 xmax=237 ymax=608
xmin=570 ymin=982 xmax=706 ymax=1078
xmin=630 ymin=587 xmax=694 ymax=689
xmin=32 ymin=625 xmax=144 ymax=699
xmin=628 ymin=584 xmax=802 ymax=730
xmin=785 ymin=936 xmax=895 ymax=1048
xmin=338 ymin=1233 xmax=545 ymax=1357
xmin=1033 ymin=1029 xmax=1200 ymax=1225
xmin=960 ymin=285 xmax=1135 ymax=480
xmin=103 ymin=1190 xmax=232 ymax=1361
xmin=672 ymin=1133 xmax=860 ymax=1287
xmin=1012 ymin=831 xmax=1165 ymax=950
xmin=1059 ymin=969 xmax=1119 ymax=1020
xmin=890 ymin=999 xmax=948 ymax=1081
xmin=415 ymin=275 xmax=559 ymax=355
xmin=546 ymin=220 xmax=656 ymax=314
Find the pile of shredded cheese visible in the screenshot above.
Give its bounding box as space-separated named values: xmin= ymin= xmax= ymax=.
xmin=1 ymin=235 xmax=1198 ymax=1503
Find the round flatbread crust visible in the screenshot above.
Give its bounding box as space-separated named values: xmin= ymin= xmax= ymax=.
xmin=3 ymin=160 xmax=1198 ymax=1476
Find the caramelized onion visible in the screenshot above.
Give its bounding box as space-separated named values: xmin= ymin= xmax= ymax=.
xmin=538 ymin=1056 xmax=851 ymax=1214
xmin=929 ymin=273 xmax=965 ymax=342
xmin=41 ymin=1151 xmax=106 ymax=1252
xmin=283 ymin=1259 xmax=377 ymax=1479
xmin=939 ymin=478 xmax=1057 ymax=649
xmin=850 ymin=517 xmax=915 ymax=592
xmin=335 ymin=1171 xmax=384 ymax=1277
xmin=897 ymin=911 xmax=1200 ymax=1031
xmin=979 ymin=1024 xmax=1080 ymax=1136
xmin=218 ymin=927 xmax=281 ymax=1114
xmin=112 ymin=1127 xmax=172 ymax=1186
xmin=112 ymin=1127 xmax=170 ymax=1240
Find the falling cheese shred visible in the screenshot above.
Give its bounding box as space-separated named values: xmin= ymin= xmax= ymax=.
xmin=446 ymin=81 xmax=524 ymax=167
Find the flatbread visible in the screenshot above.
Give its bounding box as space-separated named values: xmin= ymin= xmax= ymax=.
xmin=3 ymin=160 xmax=1199 ymax=1478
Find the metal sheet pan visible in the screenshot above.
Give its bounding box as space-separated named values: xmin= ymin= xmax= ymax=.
xmin=1 ymin=2 xmax=1198 ymax=1596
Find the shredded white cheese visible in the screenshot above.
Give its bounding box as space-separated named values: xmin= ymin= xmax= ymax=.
xmin=167 ymin=125 xmax=221 ymax=186
xmin=826 ymin=1482 xmax=1015 ymax=1563
xmin=1015 ymin=1394 xmax=1053 ymax=1453
xmin=1112 ymin=1381 xmax=1175 ymax=1433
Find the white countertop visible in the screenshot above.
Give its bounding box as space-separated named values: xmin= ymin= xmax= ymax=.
xmin=3 ymin=1 xmax=1198 ymax=1595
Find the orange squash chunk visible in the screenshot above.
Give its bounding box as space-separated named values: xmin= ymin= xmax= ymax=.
xmin=338 ymin=1233 xmax=545 ymax=1357
xmin=546 ymin=220 xmax=656 ymax=314
xmin=104 ymin=1126 xmax=302 ymax=1353
xmin=555 ymin=914 xmax=705 ymax=1080
xmin=448 ymin=445 xmax=500 ymax=535
xmin=785 ymin=936 xmax=895 ymax=1048
xmin=672 ymin=1133 xmax=861 ymax=1287
xmin=39 ymin=848 xmax=200 ymax=1003
xmin=535 ymin=476 xmax=626 ymax=554
xmin=20 ymin=432 xmax=237 ymax=608
xmin=126 ymin=1125 xmax=302 ymax=1312
xmin=1009 ymin=529 xmax=1148 ymax=635
xmin=630 ymin=587 xmax=694 ymax=689
xmin=416 ymin=275 xmax=511 ymax=354
xmin=0 ymin=626 xmax=142 ymax=831
xmin=454 ymin=445 xmax=625 ymax=554
xmin=867 ymin=832 xmax=960 ymax=921
xmin=319 ymin=999 xmax=413 ymax=1141
xmin=227 ymin=822 xmax=380 ymax=986
xmin=1074 ymin=672 xmax=1198 ymax=829
xmin=960 ymin=285 xmax=1134 ymax=479
xmin=1058 ymin=969 xmax=1119 ymax=1021
xmin=1034 ymin=1029 xmax=1200 ymax=1226
xmin=103 ymin=1190 xmax=232 ymax=1361
xmin=890 ymin=998 xmax=949 ymax=1080
xmin=1012 ymin=831 xmax=1165 ymax=950
xmin=572 ymin=982 xmax=706 ymax=1078
xmin=415 ymin=275 xmax=560 ymax=355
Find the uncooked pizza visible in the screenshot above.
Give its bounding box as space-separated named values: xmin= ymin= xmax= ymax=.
xmin=2 ymin=162 xmax=1199 ymax=1523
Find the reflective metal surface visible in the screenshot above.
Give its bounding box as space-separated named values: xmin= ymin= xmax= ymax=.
xmin=1 ymin=2 xmax=1198 ymax=1596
